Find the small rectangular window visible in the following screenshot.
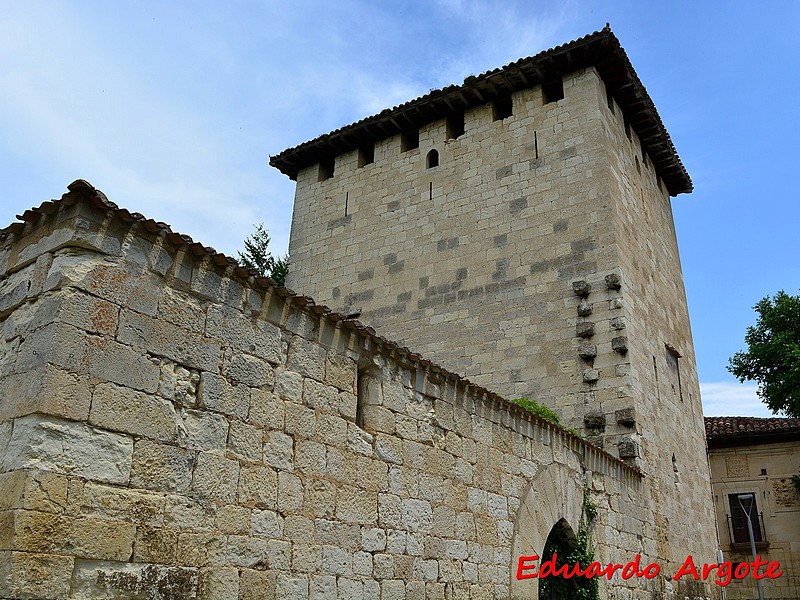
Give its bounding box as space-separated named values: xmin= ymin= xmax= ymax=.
xmin=606 ymin=86 xmax=615 ymax=113
xmin=624 ymin=119 xmax=632 ymax=141
xmin=492 ymin=96 xmax=513 ymax=121
xmin=446 ymin=112 xmax=465 ymax=140
xmin=358 ymin=145 xmax=374 ymax=168
xmin=542 ymin=78 xmax=564 ymax=104
xmin=401 ymin=130 xmax=419 ymax=152
xmin=318 ymin=158 xmax=335 ymax=181
xmin=728 ymin=494 xmax=765 ymax=544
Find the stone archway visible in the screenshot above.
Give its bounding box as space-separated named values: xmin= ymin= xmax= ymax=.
xmin=509 ymin=461 xmax=585 ymax=599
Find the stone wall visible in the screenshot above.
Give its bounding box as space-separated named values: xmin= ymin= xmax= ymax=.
xmin=0 ymin=185 xmax=705 ymax=600
xmin=284 ymin=64 xmax=719 ymax=588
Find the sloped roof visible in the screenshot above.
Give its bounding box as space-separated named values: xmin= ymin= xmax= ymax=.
xmin=705 ymin=416 xmax=800 ymax=448
xmin=270 ymin=25 xmax=692 ymax=195
xmin=1 ymin=180 xmax=643 ymax=478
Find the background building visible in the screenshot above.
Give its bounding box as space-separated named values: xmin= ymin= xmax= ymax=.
xmin=706 ymin=416 xmax=800 ymax=599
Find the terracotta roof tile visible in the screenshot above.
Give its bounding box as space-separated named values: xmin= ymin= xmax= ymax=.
xmin=705 ymin=416 xmax=800 ymax=439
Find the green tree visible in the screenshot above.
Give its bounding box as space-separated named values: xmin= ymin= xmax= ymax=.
xmin=238 ymin=223 xmax=289 ymax=286
xmin=727 ymin=290 xmax=800 ymax=417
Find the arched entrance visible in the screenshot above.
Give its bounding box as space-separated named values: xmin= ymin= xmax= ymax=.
xmin=538 ymin=518 xmax=579 ymax=600
xmin=509 ymin=461 xmax=585 ymax=599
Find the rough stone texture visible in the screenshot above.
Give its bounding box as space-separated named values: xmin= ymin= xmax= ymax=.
xmin=285 ymin=63 xmax=719 ymax=599
xmin=0 ymin=51 xmax=720 ymax=599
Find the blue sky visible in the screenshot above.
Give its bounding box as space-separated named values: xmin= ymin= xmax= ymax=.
xmin=2 ymin=1 xmax=797 ymax=417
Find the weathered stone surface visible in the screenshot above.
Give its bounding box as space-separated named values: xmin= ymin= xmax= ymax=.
xmin=615 ymin=407 xmax=636 ymax=427
xmin=191 ymin=454 xmax=239 ymax=504
xmin=2 ymin=415 xmax=132 ymax=485
xmin=198 ymin=373 xmax=250 ymax=420
xmin=70 ymin=560 xmax=198 ymax=600
xmin=286 ymin=336 xmax=326 ymax=381
xmin=583 ymin=411 xmax=606 ymax=429
xmin=0 ymin=364 xmax=92 ymax=422
xmin=605 ymin=273 xmax=622 ymax=290
xmin=612 ymin=335 xmax=628 ymax=353
xmin=582 ymin=368 xmax=599 ymax=383
xmin=577 ymin=343 xmax=597 ymax=360
xmin=248 ymin=389 xmax=285 ymax=430
xmin=119 ymin=309 xmax=221 ymax=372
xmin=178 ymin=410 xmax=228 ymax=451
xmin=131 ymin=440 xmax=194 ymax=493
xmin=577 ymin=300 xmax=593 ymax=316
xmin=618 ymin=436 xmax=639 ymax=459
xmin=223 ymin=352 xmax=275 ymax=388
xmin=206 ymin=305 xmax=285 ymax=365
xmin=575 ymin=321 xmax=594 ymax=338
xmin=264 ymin=431 xmax=294 ymax=471
xmin=325 ymin=353 xmax=357 ymax=392
xmin=238 ymin=465 xmax=278 ymax=510
xmin=91 ymin=383 xmax=178 ymax=442
xmin=0 ymin=550 xmax=74 ymax=600
xmin=571 ymin=280 xmax=591 ymax=297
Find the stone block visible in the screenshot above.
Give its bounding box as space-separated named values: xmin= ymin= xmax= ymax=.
xmin=248 ymin=389 xmax=285 ymax=429
xmin=571 ymin=280 xmax=591 ymax=297
xmin=577 ymin=344 xmax=596 ymax=360
xmin=223 ymin=352 xmax=275 ymax=388
xmin=285 ymin=402 xmax=317 ymax=438
xmin=198 ymin=372 xmax=250 ymax=420
xmin=205 ymin=305 xmax=285 ymax=365
xmin=286 ymin=336 xmax=326 ymax=381
xmin=238 ymin=465 xmax=278 ymax=510
xmin=118 ymin=309 xmax=221 ymax=372
xmin=90 ymin=383 xmax=178 ymax=442
xmin=133 ymin=527 xmax=178 ymax=564
xmin=130 ymin=440 xmax=194 ymax=493
xmin=583 ymin=410 xmax=606 ymax=429
xmin=275 ymin=368 xmax=303 ymax=402
xmin=325 ymin=353 xmax=357 ymax=392
xmin=615 ymin=407 xmax=636 ymax=427
xmin=228 ymin=420 xmax=262 ymax=463
xmin=577 ymin=300 xmax=592 ymax=316
xmin=276 ymin=572 xmax=309 ymax=600
xmin=605 ymin=273 xmax=621 ymax=290
xmin=303 ymin=479 xmax=335 ymax=518
xmin=0 ymin=550 xmax=74 ymax=600
xmin=178 ymin=409 xmax=229 ymax=452
xmin=2 ymin=414 xmax=132 ymax=485
xmin=191 ymin=454 xmax=239 ymax=504
xmin=251 ymin=509 xmax=283 ymax=538
xmin=277 ymin=471 xmax=303 ymax=513
xmin=158 ymin=286 xmax=206 ymax=333
xmin=618 ymin=436 xmax=639 ymax=459
xmin=264 ymin=430 xmax=294 ymax=470
xmin=575 ymin=322 xmax=594 ymax=338
xmin=582 ymin=368 xmax=599 ymax=383
xmin=0 ymin=364 xmax=92 ymax=422
xmin=337 ymin=486 xmax=378 ymax=525
xmin=69 ymin=560 xmax=198 ymax=600
xmin=80 ymin=482 xmax=165 ymax=527
xmin=240 ymin=569 xmax=277 ymax=600
xmin=612 ymin=335 xmax=628 ymax=353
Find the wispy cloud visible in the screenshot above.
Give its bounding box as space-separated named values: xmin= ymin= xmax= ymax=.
xmin=700 ymin=381 xmax=780 ymax=418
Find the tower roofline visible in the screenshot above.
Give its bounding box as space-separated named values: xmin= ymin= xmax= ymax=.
xmin=269 ymin=25 xmax=692 ymax=196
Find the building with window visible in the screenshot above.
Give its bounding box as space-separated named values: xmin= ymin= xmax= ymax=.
xmin=706 ymin=416 xmax=800 ymax=599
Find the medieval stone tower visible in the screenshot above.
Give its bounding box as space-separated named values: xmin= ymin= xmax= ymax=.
xmin=272 ymin=27 xmax=718 ymax=595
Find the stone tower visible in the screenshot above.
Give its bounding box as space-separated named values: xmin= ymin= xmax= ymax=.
xmin=272 ymin=27 xmax=718 ymax=588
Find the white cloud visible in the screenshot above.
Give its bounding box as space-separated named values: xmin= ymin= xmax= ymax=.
xmin=700 ymin=381 xmax=780 ymax=418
